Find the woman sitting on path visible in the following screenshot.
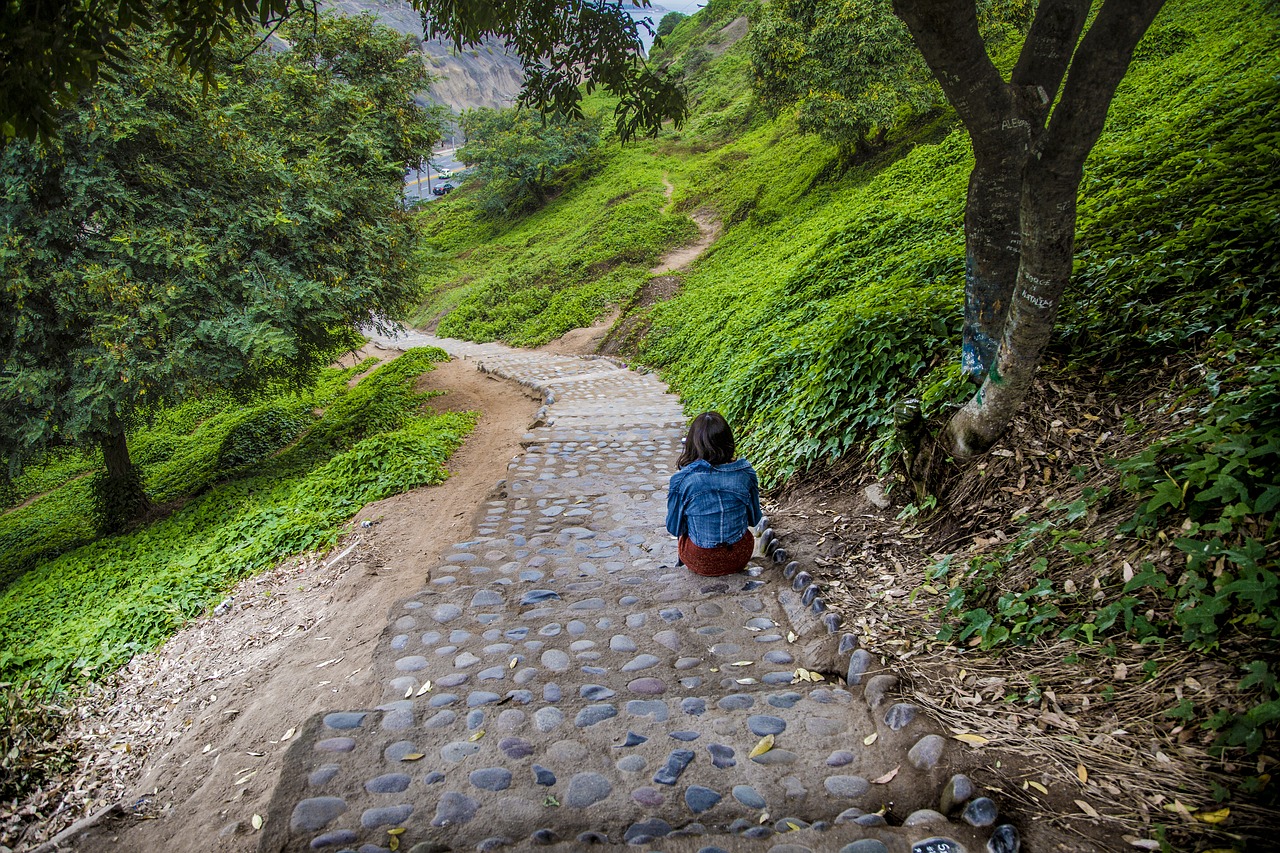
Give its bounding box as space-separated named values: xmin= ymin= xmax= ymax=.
xmin=665 ymin=411 xmax=763 ymax=577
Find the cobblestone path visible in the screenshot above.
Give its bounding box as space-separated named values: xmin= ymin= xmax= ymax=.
xmin=257 ymin=336 xmax=1018 ymax=853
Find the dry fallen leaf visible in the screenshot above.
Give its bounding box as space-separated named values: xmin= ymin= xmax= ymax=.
xmin=280 ymin=727 xmax=296 ymax=742
xmin=1075 ymin=799 xmax=1100 ymax=818
xmin=1194 ymin=807 xmax=1230 ymax=824
xmin=787 ymin=631 xmax=797 ymax=643
xmin=863 ymin=733 xmax=878 ymax=746
xmin=1077 ymin=764 xmax=1088 ymax=785
xmin=235 ymin=771 xmax=257 ymax=785
xmin=251 ymin=814 xmax=263 ymax=831
xmin=953 ymin=733 xmax=989 ymax=746
xmin=730 ymin=661 xmax=754 ymax=667
xmin=468 ymin=729 xmax=485 ymax=742
xmin=871 ymin=766 xmax=899 ymax=784
xmin=417 ymin=680 xmax=432 ymax=696
xmin=400 ymin=753 xmax=425 ymax=761
xmin=749 ymin=734 xmax=775 ymax=758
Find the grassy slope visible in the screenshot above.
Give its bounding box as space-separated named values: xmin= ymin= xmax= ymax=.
xmin=0 ymin=350 xmax=476 ymax=689
xmin=413 ymin=143 xmax=699 ymax=345
xmin=422 ymin=0 xmax=1276 ymax=483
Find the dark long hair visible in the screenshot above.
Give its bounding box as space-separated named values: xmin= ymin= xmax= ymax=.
xmin=678 ymin=411 xmax=736 ymax=469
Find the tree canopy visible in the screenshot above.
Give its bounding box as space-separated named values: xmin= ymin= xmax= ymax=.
xmin=749 ymin=0 xmax=938 ymax=159
xmin=459 ymin=107 xmax=603 ymax=216
xmin=0 ymin=14 xmax=439 ymax=526
xmin=1 ymin=0 xmax=687 ymax=144
xmin=0 ymin=0 xmax=310 ymax=141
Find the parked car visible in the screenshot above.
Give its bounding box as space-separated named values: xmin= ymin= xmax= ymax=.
xmin=432 ymin=183 xmax=455 ymax=196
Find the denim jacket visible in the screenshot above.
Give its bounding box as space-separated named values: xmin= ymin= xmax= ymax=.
xmin=665 ymin=458 xmax=763 ymax=549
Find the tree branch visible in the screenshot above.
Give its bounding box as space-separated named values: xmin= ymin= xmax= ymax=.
xmin=1042 ymin=0 xmax=1167 ymax=169
xmin=891 ymin=0 xmax=1006 ymax=139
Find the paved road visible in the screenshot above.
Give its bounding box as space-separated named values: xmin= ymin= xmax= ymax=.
xmin=256 ymin=333 xmax=1017 ymax=853
xmin=405 ymin=147 xmax=466 ymax=202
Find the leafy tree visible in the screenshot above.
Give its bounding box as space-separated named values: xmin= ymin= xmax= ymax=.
xmin=890 ymin=0 xmax=1167 ymax=462
xmin=459 ymin=107 xmax=603 ymax=216
xmin=3 ymin=0 xmax=686 ymax=144
xmin=0 ymin=14 xmax=439 ymax=529
xmin=0 ymin=0 xmax=311 ymax=141
xmin=416 ymin=0 xmax=685 ymax=140
xmin=656 ymin=11 xmax=687 ymax=40
xmin=749 ymin=0 xmax=939 ymax=159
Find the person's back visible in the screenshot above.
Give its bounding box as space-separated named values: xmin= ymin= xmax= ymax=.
xmin=665 ymin=412 xmax=763 ymax=577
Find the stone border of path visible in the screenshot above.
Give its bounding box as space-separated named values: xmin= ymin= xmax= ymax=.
xmin=256 ymin=335 xmax=1020 ymax=853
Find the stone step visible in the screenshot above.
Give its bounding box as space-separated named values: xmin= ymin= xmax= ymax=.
xmin=255 ymin=332 xmax=1018 ymax=853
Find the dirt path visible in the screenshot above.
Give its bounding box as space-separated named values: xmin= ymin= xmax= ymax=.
xmin=19 ymin=351 xmax=537 ymax=853
xmin=538 ymin=175 xmax=720 ymax=357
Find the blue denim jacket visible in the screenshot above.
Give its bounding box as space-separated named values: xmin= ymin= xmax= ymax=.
xmin=665 ymin=458 xmax=763 ymax=549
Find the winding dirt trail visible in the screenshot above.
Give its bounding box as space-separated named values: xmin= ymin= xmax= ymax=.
xmin=538 ymin=175 xmax=720 ymax=357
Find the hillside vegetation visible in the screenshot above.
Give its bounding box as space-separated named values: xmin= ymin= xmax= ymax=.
xmin=412 ymin=0 xmax=1278 ymax=846
xmin=0 ymin=350 xmax=476 ymax=801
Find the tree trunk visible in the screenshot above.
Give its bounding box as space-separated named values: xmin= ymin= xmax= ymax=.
xmin=101 ymin=427 xmax=134 ymax=484
xmin=893 ymin=0 xmax=1165 ymax=460
xmin=944 ymin=0 xmax=1167 ymax=459
xmin=95 ymin=419 xmax=149 ymax=532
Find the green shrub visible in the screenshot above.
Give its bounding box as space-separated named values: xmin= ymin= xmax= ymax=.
xmin=216 ymin=402 xmax=313 ymax=471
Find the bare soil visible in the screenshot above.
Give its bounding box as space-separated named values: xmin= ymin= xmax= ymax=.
xmin=8 ymin=350 xmax=537 ymax=853
xmin=763 ymin=362 xmax=1277 ymax=852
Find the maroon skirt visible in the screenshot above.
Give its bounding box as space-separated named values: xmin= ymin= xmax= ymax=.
xmin=678 ymin=531 xmax=755 ymax=577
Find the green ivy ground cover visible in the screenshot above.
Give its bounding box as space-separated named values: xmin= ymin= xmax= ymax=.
xmin=0 ymin=348 xmax=476 ymax=691
xmin=415 ymin=0 xmax=1277 ymax=489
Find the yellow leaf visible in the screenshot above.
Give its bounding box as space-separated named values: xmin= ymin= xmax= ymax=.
xmin=863 ymin=733 xmax=878 ymax=746
xmin=749 ymin=734 xmax=774 ymax=758
xmin=1194 ymin=807 xmax=1230 ymax=825
xmin=417 ymin=680 xmax=432 ymax=695
xmin=730 ymin=661 xmax=754 ymax=667
xmin=952 ymin=733 xmax=989 ymax=746
xmin=389 ymin=837 xmax=399 ymax=852
xmin=1027 ymin=780 xmax=1048 ymax=795
xmin=1075 ymin=799 xmax=1100 ymax=818
xmin=787 ymin=631 xmax=797 ymax=643
xmin=1077 ymin=764 xmax=1088 ymax=785
xmin=251 ymin=814 xmax=263 ymax=830
xmin=871 ymin=766 xmax=899 ymax=784
xmin=510 ymin=657 xmax=518 ymax=669
xmin=922 ymin=584 xmax=939 ymax=594
xmin=404 ymin=685 xmax=413 ymax=698
xmin=808 ymin=670 xmax=825 ymax=681
xmin=400 ymin=753 xmax=425 ymax=761
xmin=387 ymin=827 xmax=406 ymax=836
xmin=468 ymin=729 xmax=485 ymax=742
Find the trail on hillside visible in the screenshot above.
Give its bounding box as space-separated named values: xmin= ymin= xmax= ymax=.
xmin=11 ymin=347 xmax=537 ymax=853
xmin=539 ymin=175 xmax=720 ymax=357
